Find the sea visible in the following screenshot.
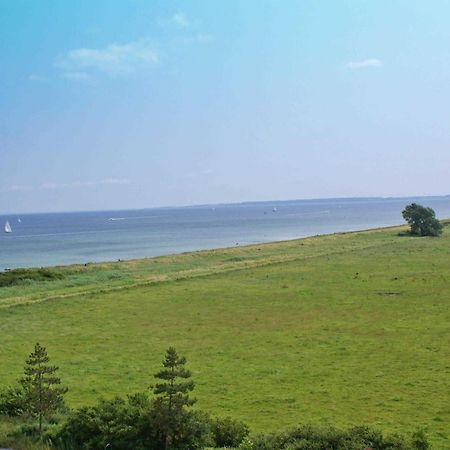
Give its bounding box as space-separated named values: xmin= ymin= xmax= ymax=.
xmin=1 ymin=196 xmax=449 ymax=270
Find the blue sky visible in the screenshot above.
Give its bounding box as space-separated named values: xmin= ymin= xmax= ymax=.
xmin=1 ymin=0 xmax=450 ymax=213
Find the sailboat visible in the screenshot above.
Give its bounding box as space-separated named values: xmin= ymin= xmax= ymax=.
xmin=17 ymin=218 xmax=21 ymax=223
xmin=4 ymin=220 xmax=12 ymax=233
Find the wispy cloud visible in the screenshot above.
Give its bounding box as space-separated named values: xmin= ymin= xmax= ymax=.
xmin=179 ymin=33 xmax=213 ymax=44
xmin=40 ymin=183 xmax=59 ymax=190
xmin=64 ymin=178 xmax=131 ymax=188
xmin=184 ymin=169 xmax=213 ymax=179
xmin=345 ymin=58 xmax=383 ymax=69
xmin=159 ymin=12 xmax=192 ymax=29
xmin=0 ymin=179 xmax=131 ymax=194
xmin=56 ymin=40 xmax=159 ymax=78
xmin=28 ymin=74 xmax=49 ymax=82
xmin=55 ymin=14 xmax=210 ymax=81
xmin=0 ymin=185 xmax=34 ymax=193
xmin=62 ymin=71 xmax=89 ymax=81
xmin=171 ymin=12 xmax=191 ymax=28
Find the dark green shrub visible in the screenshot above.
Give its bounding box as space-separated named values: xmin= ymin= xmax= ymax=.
xmin=52 ymin=394 xmax=213 ymax=450
xmin=0 ymin=387 xmax=27 ymax=416
xmin=210 ymin=416 xmax=249 ymax=447
xmin=0 ymin=268 xmax=64 ymax=287
xmin=53 ymin=396 xmax=148 ymax=450
xmin=14 ymin=423 xmax=42 ymax=437
xmin=136 ymin=408 xmax=213 ymax=450
xmin=250 ymin=425 xmax=429 ymax=450
xmin=410 ymin=430 xmax=429 ymax=450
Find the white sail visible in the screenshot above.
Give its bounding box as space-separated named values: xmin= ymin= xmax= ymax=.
xmin=4 ymin=221 xmax=12 ymax=233
xmin=17 ymin=218 xmax=21 ymax=223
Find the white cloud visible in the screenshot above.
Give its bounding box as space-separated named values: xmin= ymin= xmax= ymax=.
xmin=171 ymin=12 xmax=191 ymax=28
xmin=67 ymin=178 xmax=131 ymax=188
xmin=1 ymin=179 xmax=131 ymax=194
xmin=56 ymin=40 xmax=159 ymax=78
xmin=41 ymin=183 xmax=58 ymax=190
xmin=28 ymin=74 xmax=48 ymax=82
xmin=63 ymin=71 xmax=89 ymax=81
xmin=101 ymin=178 xmax=131 ymax=185
xmin=160 ymin=12 xmax=192 ymax=29
xmin=184 ymin=169 xmax=213 ymax=179
xmin=345 ymin=58 xmax=383 ymax=69
xmin=179 ymin=33 xmax=213 ymax=44
xmin=0 ymin=185 xmax=33 ymax=193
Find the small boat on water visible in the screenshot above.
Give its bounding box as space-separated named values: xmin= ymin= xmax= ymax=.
xmin=4 ymin=220 xmax=12 ymax=233
xmin=17 ymin=218 xmax=21 ymax=223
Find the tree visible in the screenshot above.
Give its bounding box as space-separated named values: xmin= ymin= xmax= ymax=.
xmin=20 ymin=342 xmax=67 ymax=436
xmin=153 ymin=347 xmax=196 ymax=449
xmin=402 ymin=203 xmax=443 ymax=237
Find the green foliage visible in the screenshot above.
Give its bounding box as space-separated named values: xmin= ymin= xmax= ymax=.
xmin=153 ymin=347 xmax=196 ymax=409
xmin=402 ymin=203 xmax=443 ymax=236
xmin=21 ymin=343 xmax=67 ymax=436
xmin=239 ymin=436 xmax=255 ymax=450
xmin=0 ymin=268 xmax=64 ymax=287
xmin=410 ymin=429 xmax=430 ymax=450
xmin=153 ymin=347 xmax=196 ymax=449
xmin=0 ymin=387 xmax=27 ymax=416
xmin=250 ymin=425 xmax=429 ymax=450
xmin=52 ymin=395 xmax=151 ymax=450
xmin=210 ymin=416 xmax=249 ymax=447
xmin=0 ymin=415 xmax=55 ymax=450
xmin=52 ymin=394 xmax=213 ymax=450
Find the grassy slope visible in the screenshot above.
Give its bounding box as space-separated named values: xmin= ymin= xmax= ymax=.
xmin=0 ymin=224 xmax=449 ymax=447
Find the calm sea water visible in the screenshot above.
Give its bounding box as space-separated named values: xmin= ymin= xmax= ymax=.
xmin=1 ymin=196 xmax=449 ymax=270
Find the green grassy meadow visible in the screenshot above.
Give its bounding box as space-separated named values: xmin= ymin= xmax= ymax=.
xmin=1 ymin=224 xmax=449 ymax=447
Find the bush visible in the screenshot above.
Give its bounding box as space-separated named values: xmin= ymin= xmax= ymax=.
xmin=52 ymin=395 xmax=149 ymax=450
xmin=0 ymin=268 xmax=64 ymax=287
xmin=210 ymin=416 xmax=249 ymax=447
xmin=0 ymin=387 xmax=27 ymax=416
xmin=411 ymin=430 xmax=430 ymax=450
xmin=249 ymin=425 xmax=429 ymax=450
xmin=239 ymin=437 xmax=255 ymax=449
xmin=51 ymin=394 xmax=214 ymax=450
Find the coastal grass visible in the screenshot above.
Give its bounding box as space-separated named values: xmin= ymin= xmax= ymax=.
xmin=0 ymin=224 xmax=419 ymax=308
xmin=0 ymin=223 xmax=449 ymax=447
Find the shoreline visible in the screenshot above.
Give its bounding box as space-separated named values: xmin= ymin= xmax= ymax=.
xmin=2 ymin=219 xmax=449 ymax=275
xmin=2 ymin=222 xmax=409 ymax=273
xmin=1 ymin=221 xmax=418 ymax=309
xmin=3 ymin=195 xmax=450 ymax=271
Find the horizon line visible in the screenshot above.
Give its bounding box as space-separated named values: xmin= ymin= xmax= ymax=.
xmin=1 ymin=193 xmax=449 ymax=217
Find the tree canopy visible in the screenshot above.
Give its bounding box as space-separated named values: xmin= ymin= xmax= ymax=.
xmin=20 ymin=342 xmax=67 ymax=436
xmin=153 ymin=347 xmax=196 ymax=449
xmin=402 ymin=203 xmax=443 ymax=237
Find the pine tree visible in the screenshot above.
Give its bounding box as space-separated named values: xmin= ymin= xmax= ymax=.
xmin=20 ymin=343 xmax=67 ymax=436
xmin=153 ymin=347 xmax=196 ymax=449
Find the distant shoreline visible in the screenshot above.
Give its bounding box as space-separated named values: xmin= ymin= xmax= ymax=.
xmin=1 ymin=193 xmax=449 ymax=217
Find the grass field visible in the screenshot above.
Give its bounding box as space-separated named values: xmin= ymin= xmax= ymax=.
xmin=1 ymin=224 xmax=449 ymax=447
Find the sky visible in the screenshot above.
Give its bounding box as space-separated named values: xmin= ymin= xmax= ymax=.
xmin=1 ymin=0 xmax=450 ymax=213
